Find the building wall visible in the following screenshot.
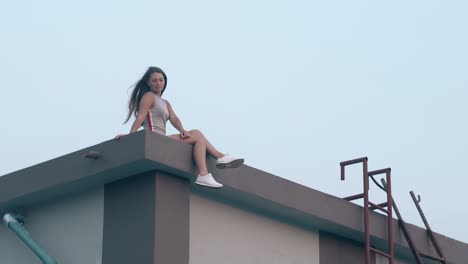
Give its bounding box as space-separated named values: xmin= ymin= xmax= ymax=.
xmin=0 ymin=187 xmax=103 ymax=264
xmin=320 ymin=232 xmax=411 ymax=264
xmin=190 ymin=192 xmax=320 ymax=264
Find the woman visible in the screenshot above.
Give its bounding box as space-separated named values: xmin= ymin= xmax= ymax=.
xmin=115 ymin=66 xmax=243 ymax=188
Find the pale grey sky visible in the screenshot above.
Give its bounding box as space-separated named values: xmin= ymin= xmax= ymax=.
xmin=1 ymin=0 xmax=467 ymax=243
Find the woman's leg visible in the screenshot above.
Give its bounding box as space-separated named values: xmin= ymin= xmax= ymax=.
xmin=169 ymin=128 xmax=242 ymax=173
xmin=189 ymin=129 xmax=224 ymax=159
xmin=169 ymin=131 xmax=210 ymax=175
xmin=192 ymin=140 xmax=208 ymax=176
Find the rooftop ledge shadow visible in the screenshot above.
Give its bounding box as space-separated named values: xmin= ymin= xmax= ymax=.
xmin=0 ymin=130 xmax=466 ymax=263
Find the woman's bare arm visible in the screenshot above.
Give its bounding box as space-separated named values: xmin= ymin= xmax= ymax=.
xmin=165 ymin=100 xmax=190 ymax=138
xmin=115 ymin=93 xmax=154 ymax=139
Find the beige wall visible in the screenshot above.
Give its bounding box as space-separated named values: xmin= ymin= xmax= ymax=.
xmin=0 ymin=187 xmax=103 ymax=264
xmin=190 ymin=193 xmax=320 ymax=264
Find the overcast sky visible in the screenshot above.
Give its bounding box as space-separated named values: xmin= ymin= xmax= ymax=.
xmin=1 ymin=1 xmax=467 ymax=243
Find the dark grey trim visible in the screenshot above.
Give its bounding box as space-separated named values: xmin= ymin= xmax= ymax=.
xmin=102 ymin=172 xmax=156 ymax=264
xmin=154 ymin=171 xmax=190 ymax=264
xmin=1 ymin=130 xmax=467 ymax=263
xmin=102 ymin=171 xmax=189 ymax=264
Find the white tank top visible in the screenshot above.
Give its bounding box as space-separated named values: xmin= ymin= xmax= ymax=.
xmin=143 ymin=94 xmax=169 ymax=135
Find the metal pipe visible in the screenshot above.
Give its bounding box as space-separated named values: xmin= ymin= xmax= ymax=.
xmin=3 ymin=213 xmax=58 ymax=264
xmin=371 ymin=247 xmax=392 ymax=258
xmin=419 ymin=253 xmax=445 ymax=262
xmin=340 ymin=157 xmax=368 ymax=180
xmin=363 ymin=160 xmax=371 ymax=264
xmin=340 ymin=157 xmax=368 ymax=167
xmin=343 ymin=193 xmax=365 ymax=201
xmin=386 ymin=171 xmax=394 ymax=264
xmin=369 ymin=202 xmax=389 ymax=213
xmin=410 ymin=191 xmax=447 ymax=263
xmin=368 ymin=168 xmax=391 ymax=176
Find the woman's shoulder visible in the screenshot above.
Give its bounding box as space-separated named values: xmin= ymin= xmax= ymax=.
xmin=140 ymin=92 xmax=156 ymax=105
xmin=142 ymin=91 xmax=157 ymax=100
xmin=142 ymin=91 xmax=155 ymax=97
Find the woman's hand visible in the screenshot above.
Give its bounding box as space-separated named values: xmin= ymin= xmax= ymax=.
xmin=114 ymin=134 xmax=126 ymax=140
xmin=180 ymin=130 xmax=191 ymax=139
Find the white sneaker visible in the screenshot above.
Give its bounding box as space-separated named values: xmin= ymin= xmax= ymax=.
xmin=216 ymin=154 xmax=244 ymax=169
xmin=195 ymin=173 xmax=223 ymax=188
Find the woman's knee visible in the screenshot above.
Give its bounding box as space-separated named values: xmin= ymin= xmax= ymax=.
xmin=170 ymin=134 xmax=198 ymax=145
xmin=190 ymin=129 xmax=202 ymax=136
xmin=190 ymin=129 xmax=206 ymax=139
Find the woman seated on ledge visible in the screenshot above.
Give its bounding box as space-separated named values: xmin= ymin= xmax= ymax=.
xmin=115 ymin=66 xmax=244 ymax=188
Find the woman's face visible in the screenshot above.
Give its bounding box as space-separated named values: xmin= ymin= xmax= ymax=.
xmin=147 ymin=72 xmax=165 ymax=95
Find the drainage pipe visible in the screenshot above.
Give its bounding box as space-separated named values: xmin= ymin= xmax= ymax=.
xmin=3 ymin=213 xmax=58 ymax=264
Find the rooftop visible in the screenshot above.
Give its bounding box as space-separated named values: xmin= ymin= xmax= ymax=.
xmin=1 ymin=130 xmax=466 ymax=263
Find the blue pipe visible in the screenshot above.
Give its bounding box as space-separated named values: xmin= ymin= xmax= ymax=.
xmin=3 ymin=213 xmax=58 ymax=264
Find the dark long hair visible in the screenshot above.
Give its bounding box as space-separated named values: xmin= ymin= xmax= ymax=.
xmin=124 ymin=67 xmax=167 ymax=123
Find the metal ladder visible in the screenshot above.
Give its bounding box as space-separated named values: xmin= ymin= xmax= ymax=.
xmin=340 ymin=156 xmax=447 ymax=264
xmin=340 ymin=157 xmax=394 ymax=264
